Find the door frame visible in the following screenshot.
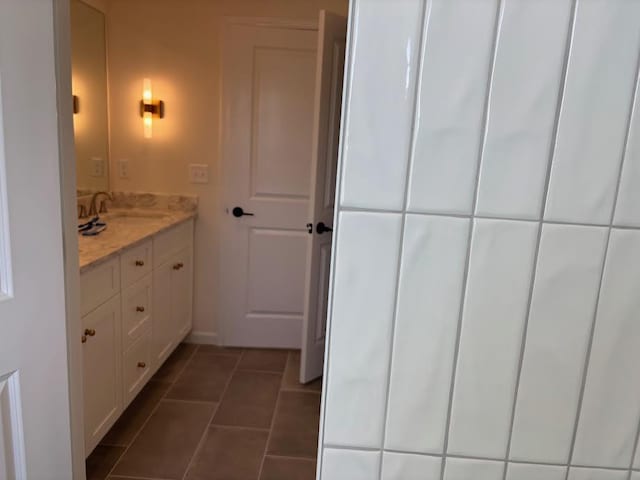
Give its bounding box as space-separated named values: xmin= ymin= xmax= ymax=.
xmin=53 ymin=1 xmax=86 ymax=478
xmin=216 ymin=16 xmax=319 ymax=347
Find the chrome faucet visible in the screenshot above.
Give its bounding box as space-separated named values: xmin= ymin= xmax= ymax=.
xmin=88 ymin=191 xmax=112 ymax=217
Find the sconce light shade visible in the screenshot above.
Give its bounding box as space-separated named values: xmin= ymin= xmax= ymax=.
xmin=139 ymin=78 xmax=164 ymax=139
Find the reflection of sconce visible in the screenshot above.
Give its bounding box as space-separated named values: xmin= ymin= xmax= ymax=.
xmin=73 ymin=95 xmax=80 ymax=114
xmin=139 ymin=78 xmax=164 ymax=138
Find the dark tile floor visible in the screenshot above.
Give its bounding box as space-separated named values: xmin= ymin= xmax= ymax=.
xmin=86 ymin=344 xmax=322 ymax=480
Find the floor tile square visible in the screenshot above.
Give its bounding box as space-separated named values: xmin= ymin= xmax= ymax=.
xmin=86 ymin=445 xmax=125 ymax=480
xmin=165 ymin=352 xmax=238 ymax=402
xmin=152 ymin=343 xmax=197 ymax=383
xmin=101 ymin=380 xmax=170 ymax=447
xmin=185 ymin=427 xmax=269 ymax=480
xmin=260 ymin=456 xmax=316 ymax=480
xmin=238 ymin=349 xmax=288 ymax=373
xmin=267 ymin=391 xmax=320 ymax=458
xmin=282 ymin=351 xmax=322 ymax=392
xmin=111 ymin=400 xmax=214 ymax=479
xmin=212 ymin=371 xmax=281 ymax=428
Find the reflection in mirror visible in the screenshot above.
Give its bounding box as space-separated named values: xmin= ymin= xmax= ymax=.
xmin=71 ymin=0 xmax=109 ymax=194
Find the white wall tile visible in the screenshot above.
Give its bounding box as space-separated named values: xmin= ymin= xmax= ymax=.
xmin=323 ymin=211 xmax=401 ymax=448
xmin=567 ymin=467 xmax=628 ymax=480
xmin=632 ymin=472 xmax=640 ymax=480
xmin=339 ymin=0 xmax=424 ymax=210
xmin=544 ymin=0 xmax=640 ymax=224
xmin=407 ymin=0 xmax=498 ymax=215
xmin=381 ymin=452 xmax=441 ymax=480
xmin=444 ymin=458 xmax=504 ymax=480
xmin=385 ymin=215 xmax=469 ymax=454
xmin=506 ymin=463 xmax=566 ymax=480
xmin=573 ymin=229 xmax=640 ymax=468
xmin=448 ymin=219 xmax=537 ymax=458
xmin=635 ymin=441 xmax=640 ymax=469
xmin=475 ymin=0 xmax=572 ymax=219
xmin=613 ymin=74 xmax=640 ymax=227
xmin=321 ymin=448 xmax=380 ymax=480
xmin=510 ymin=224 xmax=608 ymax=463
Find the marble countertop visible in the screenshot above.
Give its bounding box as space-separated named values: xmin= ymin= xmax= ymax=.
xmin=78 ymin=208 xmax=196 ymax=272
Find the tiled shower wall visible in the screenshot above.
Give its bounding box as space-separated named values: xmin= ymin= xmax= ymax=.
xmin=318 ymin=0 xmax=640 ymax=479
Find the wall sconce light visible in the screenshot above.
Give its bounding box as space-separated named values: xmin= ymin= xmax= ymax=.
xmin=139 ymin=78 xmax=164 ymax=139
xmin=72 ymin=95 xmax=80 ymax=114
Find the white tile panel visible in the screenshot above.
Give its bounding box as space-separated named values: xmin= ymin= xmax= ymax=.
xmin=322 ymin=448 xmax=379 ymax=480
xmin=381 ymin=452 xmax=441 ymax=480
xmin=323 ymin=211 xmax=402 ymax=448
xmin=407 ymin=0 xmax=499 ymax=215
xmin=567 ymin=467 xmax=627 ymax=480
xmin=613 ymin=71 xmax=640 ymax=227
xmin=448 ymin=219 xmax=537 ymax=458
xmin=444 ymin=457 xmax=504 ymax=480
xmin=385 ymin=215 xmax=469 ymax=454
xmin=545 ymin=0 xmax=640 ymax=224
xmin=475 ymin=0 xmax=573 ymax=219
xmin=339 ymin=0 xmax=424 ymax=210
xmin=510 ymin=224 xmax=608 ymax=463
xmin=573 ymin=229 xmax=640 ymax=468
xmin=506 ymin=462 xmax=566 ymax=480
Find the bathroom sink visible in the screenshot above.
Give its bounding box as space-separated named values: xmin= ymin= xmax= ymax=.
xmin=105 ymin=210 xmax=170 ymax=221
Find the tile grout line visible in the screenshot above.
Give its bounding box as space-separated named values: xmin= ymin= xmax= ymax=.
xmin=179 ymin=348 xmax=246 ymax=480
xmin=502 ymin=1 xmax=578 ymax=479
xmin=323 ymin=444 xmax=637 ymax=472
xmin=623 ymin=39 xmax=640 ymax=480
xmin=567 ymin=6 xmax=640 ymax=478
xmin=316 ymin=0 xmax=357 ymax=476
xmin=104 ymin=344 xmax=201 ymax=480
xmin=339 ymin=206 xmax=640 ymax=231
xmin=257 ymin=352 xmax=289 ymax=479
xmin=439 ymin=1 xmax=504 ymax=478
xmin=375 ymin=0 xmax=430 ymax=478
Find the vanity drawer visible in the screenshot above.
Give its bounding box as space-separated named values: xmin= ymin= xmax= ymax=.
xmin=122 ymin=274 xmax=152 ymax=351
xmin=81 ymin=257 xmax=120 ymax=317
xmin=153 ymin=219 xmax=193 ymax=268
xmin=123 ymin=330 xmax=152 ymax=408
xmin=121 ymin=240 xmax=153 ymax=288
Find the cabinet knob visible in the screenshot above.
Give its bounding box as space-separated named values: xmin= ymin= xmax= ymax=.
xmin=137 ymin=362 xmax=147 ymax=368
xmin=84 ymin=328 xmax=96 ymax=337
xmin=135 ymin=260 xmax=145 ymax=267
xmin=81 ymin=335 xmax=87 ymax=344
xmin=136 ymin=306 xmax=145 ymax=313
xmin=173 ymin=262 xmax=184 ymax=270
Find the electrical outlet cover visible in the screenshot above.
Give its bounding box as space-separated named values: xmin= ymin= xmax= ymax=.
xmin=90 ymin=157 xmax=105 ymax=177
xmin=118 ymin=159 xmax=129 ymax=178
xmin=189 ymin=164 xmax=209 ymax=184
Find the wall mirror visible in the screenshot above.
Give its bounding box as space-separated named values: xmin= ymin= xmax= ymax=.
xmin=70 ymin=0 xmax=109 ymax=194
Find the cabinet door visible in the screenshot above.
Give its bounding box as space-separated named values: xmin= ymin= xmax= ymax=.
xmin=82 ymin=295 xmax=122 ymax=455
xmin=171 ymin=246 xmax=193 ymax=340
xmin=152 ymin=260 xmax=174 ymax=368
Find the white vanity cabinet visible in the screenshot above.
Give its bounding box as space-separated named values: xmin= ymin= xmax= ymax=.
xmin=80 ymin=218 xmax=194 ymax=456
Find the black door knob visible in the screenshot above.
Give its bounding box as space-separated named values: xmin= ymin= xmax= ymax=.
xmin=232 ymin=207 xmax=254 ymax=218
xmin=316 ymin=222 xmax=333 ymax=234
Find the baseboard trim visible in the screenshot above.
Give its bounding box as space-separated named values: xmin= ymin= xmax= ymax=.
xmin=185 ymin=330 xmax=219 ymax=345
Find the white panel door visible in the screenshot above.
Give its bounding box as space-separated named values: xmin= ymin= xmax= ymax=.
xmin=220 ymin=20 xmax=318 ymax=348
xmin=0 ymin=0 xmax=74 ymax=478
xmin=301 ymin=11 xmax=347 ymax=382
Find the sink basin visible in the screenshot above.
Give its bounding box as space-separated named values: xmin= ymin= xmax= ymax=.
xmin=105 ymin=210 xmax=170 ymax=220
xmin=100 ymin=211 xmax=171 ymax=225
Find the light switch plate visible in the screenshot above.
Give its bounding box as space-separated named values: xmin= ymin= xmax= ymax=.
xmin=189 ymin=164 xmax=209 ymax=184
xmin=118 ymin=159 xmax=129 ymax=179
xmin=90 ymin=157 xmax=105 ymax=177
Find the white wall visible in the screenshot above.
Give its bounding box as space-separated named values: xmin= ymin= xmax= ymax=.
xmin=319 ymin=0 xmax=640 ymax=479
xmin=104 ymin=0 xmax=348 ymax=342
